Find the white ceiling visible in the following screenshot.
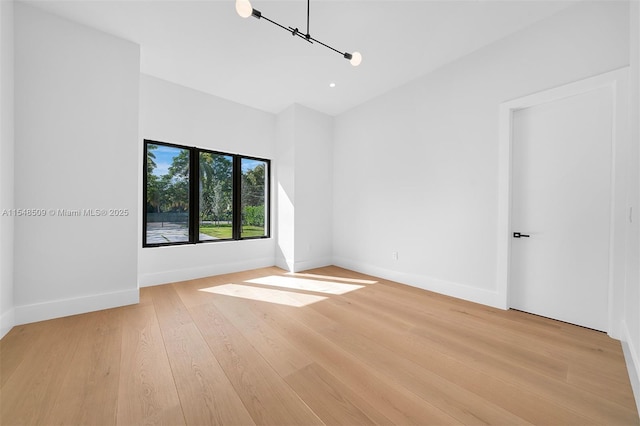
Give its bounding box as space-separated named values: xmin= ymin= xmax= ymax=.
xmin=24 ymin=0 xmax=578 ymax=115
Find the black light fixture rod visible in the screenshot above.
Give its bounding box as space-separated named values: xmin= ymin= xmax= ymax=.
xmin=286 ymin=26 xmax=312 ymax=44
xmin=260 ymin=14 xmax=291 ymax=33
xmin=238 ymin=0 xmax=361 ymax=65
xmin=259 ymin=12 xmax=312 ymax=44
xmin=309 ymin=36 xmax=344 ymax=56
xmin=306 ymin=0 xmax=310 ymax=35
xmin=260 ymin=13 xmax=345 ymax=56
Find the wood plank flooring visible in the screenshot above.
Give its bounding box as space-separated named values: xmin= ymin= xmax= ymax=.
xmin=1 ymin=266 xmax=638 ymax=425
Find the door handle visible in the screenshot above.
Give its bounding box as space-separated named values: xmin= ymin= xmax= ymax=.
xmin=513 ymin=232 xmax=530 ymax=238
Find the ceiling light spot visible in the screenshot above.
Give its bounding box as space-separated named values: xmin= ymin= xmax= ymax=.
xmin=329 ymin=82 xmax=336 ymax=88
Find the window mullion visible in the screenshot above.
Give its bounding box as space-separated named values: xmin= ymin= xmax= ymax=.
xmin=189 ymin=147 xmax=199 ymax=243
xmin=232 ymin=156 xmax=241 ymax=240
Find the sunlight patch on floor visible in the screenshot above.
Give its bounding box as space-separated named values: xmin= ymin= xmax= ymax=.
xmin=287 ymin=273 xmax=378 ymax=285
xmin=199 ymin=283 xmax=327 ymax=307
xmin=246 ymin=275 xmax=365 ymax=295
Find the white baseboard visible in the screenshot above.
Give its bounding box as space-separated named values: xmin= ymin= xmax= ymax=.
xmin=275 ymin=256 xmax=294 ymax=272
xmin=621 ymin=321 xmax=640 ymax=417
xmin=333 ymin=256 xmax=503 ymax=309
xmin=139 ymin=256 xmax=275 ymax=287
xmin=275 ymin=257 xmax=334 ymax=273
xmin=14 ymin=288 xmax=139 ymax=326
xmin=293 ymin=257 xmax=332 ymax=273
xmin=0 ymin=307 xmax=15 ymax=339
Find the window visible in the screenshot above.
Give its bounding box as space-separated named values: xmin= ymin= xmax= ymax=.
xmin=241 ymin=158 xmax=268 ymax=238
xmin=144 ymin=140 xmax=270 ymax=247
xmin=199 ymin=151 xmax=233 ymax=241
xmin=145 ymin=143 xmax=191 ymax=244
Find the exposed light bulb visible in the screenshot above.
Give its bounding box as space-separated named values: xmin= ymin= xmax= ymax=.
xmin=349 ymin=51 xmax=362 ymax=67
xmin=236 ymin=0 xmax=253 ymax=18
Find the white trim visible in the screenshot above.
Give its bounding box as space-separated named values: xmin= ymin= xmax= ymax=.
xmin=14 ymin=288 xmax=139 ymax=326
xmin=293 ymin=257 xmax=332 ymax=273
xmin=0 ymin=307 xmax=15 ymax=339
xmin=621 ymin=321 xmax=640 ymax=417
xmin=334 ymin=256 xmax=502 ymax=308
xmin=497 ymin=68 xmax=629 ymax=337
xmin=275 ymin=256 xmax=294 ymax=272
xmin=139 ymin=256 xmax=275 ymax=287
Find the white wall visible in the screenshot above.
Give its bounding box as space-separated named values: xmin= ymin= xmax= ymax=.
xmin=292 ymin=105 xmax=333 ymax=271
xmin=333 ymin=1 xmax=630 ymax=307
xmin=623 ymin=0 xmax=640 ymax=413
xmin=276 ymin=105 xmax=296 ymax=270
xmin=275 ymin=104 xmax=333 ymax=272
xmin=0 ymin=0 xmax=15 ymax=338
xmin=139 ymin=75 xmax=277 ymax=286
xmin=13 ymin=4 xmax=140 ymax=324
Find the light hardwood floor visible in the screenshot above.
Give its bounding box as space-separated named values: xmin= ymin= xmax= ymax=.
xmin=1 ymin=266 xmax=638 ymax=425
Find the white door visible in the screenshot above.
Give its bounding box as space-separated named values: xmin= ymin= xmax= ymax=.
xmin=509 ymin=86 xmax=613 ymax=331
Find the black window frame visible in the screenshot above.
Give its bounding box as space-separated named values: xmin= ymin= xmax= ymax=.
xmin=143 ymin=139 xmax=271 ymax=248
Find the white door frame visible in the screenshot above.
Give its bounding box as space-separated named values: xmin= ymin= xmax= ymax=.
xmin=496 ymin=68 xmax=629 ymax=338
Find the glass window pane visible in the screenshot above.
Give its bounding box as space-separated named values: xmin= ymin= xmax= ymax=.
xmin=241 ymin=158 xmax=268 ymax=238
xmin=145 ymin=143 xmax=190 ymax=244
xmin=199 ymin=152 xmax=234 ymax=241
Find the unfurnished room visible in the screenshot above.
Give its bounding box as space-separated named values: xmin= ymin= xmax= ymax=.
xmin=1 ymin=0 xmax=640 ymax=424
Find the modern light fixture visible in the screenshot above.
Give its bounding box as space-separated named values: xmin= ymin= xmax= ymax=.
xmin=235 ymin=0 xmax=362 ymax=67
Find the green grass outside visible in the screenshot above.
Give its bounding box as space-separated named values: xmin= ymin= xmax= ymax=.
xmin=199 ymin=223 xmax=265 ymax=239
